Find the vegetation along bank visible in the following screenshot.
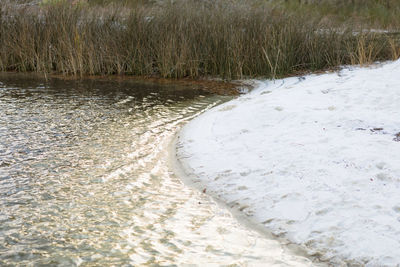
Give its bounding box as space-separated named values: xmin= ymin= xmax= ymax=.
xmin=1 ymin=0 xmax=399 ymax=80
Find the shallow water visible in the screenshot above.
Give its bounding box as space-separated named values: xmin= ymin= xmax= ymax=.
xmin=0 ymin=74 xmax=311 ymax=266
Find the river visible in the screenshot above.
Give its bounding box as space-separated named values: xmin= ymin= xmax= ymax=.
xmin=0 ymin=73 xmax=312 ymax=266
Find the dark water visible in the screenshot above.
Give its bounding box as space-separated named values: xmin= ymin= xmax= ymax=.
xmin=0 ymin=74 xmax=310 ymax=266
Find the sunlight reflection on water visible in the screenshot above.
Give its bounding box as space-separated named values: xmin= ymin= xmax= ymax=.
xmin=0 ymin=74 xmax=311 ymax=266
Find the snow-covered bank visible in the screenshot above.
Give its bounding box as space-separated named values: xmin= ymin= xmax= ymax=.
xmin=176 ymin=60 xmax=400 ymax=266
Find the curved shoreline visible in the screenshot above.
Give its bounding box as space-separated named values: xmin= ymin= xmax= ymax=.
xmin=169 ymin=99 xmax=328 ymax=267
xmin=172 ymin=60 xmax=400 ymax=266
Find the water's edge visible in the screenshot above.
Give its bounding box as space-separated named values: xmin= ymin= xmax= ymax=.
xmin=0 ymin=71 xmax=327 ymax=265
xmin=170 ymin=106 xmax=330 ymax=267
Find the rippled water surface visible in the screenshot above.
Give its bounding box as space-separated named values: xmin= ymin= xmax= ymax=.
xmin=0 ymin=74 xmax=311 ymax=266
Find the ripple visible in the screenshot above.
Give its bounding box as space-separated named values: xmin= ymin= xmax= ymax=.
xmin=0 ymin=74 xmax=312 ymax=266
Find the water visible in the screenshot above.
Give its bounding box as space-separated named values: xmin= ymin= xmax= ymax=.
xmin=0 ymin=74 xmax=312 ymax=266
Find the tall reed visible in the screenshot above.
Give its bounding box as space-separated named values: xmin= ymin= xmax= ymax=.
xmin=0 ymin=0 xmax=399 ymax=79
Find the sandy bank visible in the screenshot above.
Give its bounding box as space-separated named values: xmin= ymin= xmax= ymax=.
xmin=176 ymin=60 xmax=400 ymax=266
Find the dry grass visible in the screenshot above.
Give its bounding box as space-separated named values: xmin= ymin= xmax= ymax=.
xmin=0 ymin=0 xmax=399 ymax=80
xmin=274 ymin=0 xmax=400 ymax=29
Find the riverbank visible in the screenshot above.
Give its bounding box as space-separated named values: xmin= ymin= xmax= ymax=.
xmin=176 ymin=60 xmax=400 ymax=266
xmin=48 ymin=74 xmax=249 ymax=95
xmin=3 ymin=71 xmax=247 ymax=95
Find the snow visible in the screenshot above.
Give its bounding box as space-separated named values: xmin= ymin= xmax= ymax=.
xmin=176 ymin=60 xmax=400 ymax=266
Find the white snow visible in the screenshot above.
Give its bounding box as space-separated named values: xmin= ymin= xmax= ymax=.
xmin=176 ymin=60 xmax=400 ymax=266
